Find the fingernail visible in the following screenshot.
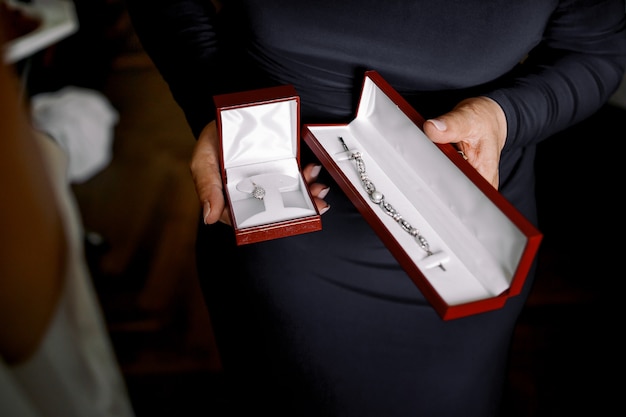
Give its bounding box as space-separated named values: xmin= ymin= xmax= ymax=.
xmin=428 ymin=119 xmax=447 ymax=131
xmin=319 ymin=205 xmax=330 ymax=215
xmin=311 ymin=164 xmax=322 ymax=178
xmin=318 ymin=187 xmax=330 ymax=199
xmin=203 ymin=202 xmax=211 ymax=224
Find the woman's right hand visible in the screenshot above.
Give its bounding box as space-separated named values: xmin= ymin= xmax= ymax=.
xmin=190 ymin=120 xmax=330 ymax=226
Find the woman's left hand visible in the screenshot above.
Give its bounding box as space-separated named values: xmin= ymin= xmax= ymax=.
xmin=423 ymin=96 xmax=507 ymax=190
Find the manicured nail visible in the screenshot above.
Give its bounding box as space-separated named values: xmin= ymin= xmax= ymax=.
xmin=428 ymin=119 xmax=447 ymax=131
xmin=319 ymin=205 xmax=330 ymax=215
xmin=318 ymin=187 xmax=330 ymax=199
xmin=203 ymin=202 xmax=211 ymax=224
xmin=311 ymin=164 xmax=322 ymax=178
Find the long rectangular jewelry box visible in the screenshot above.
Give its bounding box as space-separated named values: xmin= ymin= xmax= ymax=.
xmin=302 ymin=71 xmax=542 ymax=320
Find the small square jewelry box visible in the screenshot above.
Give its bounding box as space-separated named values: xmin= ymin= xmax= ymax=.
xmin=215 ymin=85 xmax=322 ymax=245
xmin=302 ymin=71 xmax=543 ymax=320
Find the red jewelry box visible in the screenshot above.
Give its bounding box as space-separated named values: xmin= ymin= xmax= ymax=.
xmin=302 ymin=71 xmax=542 ymax=320
xmin=215 ymin=85 xmax=322 ymax=245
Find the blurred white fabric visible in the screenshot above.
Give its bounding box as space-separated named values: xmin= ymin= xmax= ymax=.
xmin=0 ymin=131 xmax=135 ymax=417
xmin=30 ymin=86 xmax=119 ymax=183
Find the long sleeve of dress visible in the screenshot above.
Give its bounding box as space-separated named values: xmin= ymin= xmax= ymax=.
xmin=486 ymin=0 xmax=626 ymax=149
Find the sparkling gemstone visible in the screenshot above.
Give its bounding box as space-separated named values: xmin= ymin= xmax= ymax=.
xmin=252 ymin=185 xmax=266 ymax=200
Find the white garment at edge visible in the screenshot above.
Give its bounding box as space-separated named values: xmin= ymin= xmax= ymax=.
xmin=0 ymin=131 xmax=135 ymax=417
xmin=31 ymin=86 xmax=119 ymax=184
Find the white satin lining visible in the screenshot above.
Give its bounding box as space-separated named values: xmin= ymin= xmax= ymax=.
xmin=221 ymin=100 xmax=297 ymax=169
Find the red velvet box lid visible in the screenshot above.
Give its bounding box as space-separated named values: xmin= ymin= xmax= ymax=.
xmin=302 ymin=71 xmax=542 ymax=320
xmin=215 ymin=85 xmax=322 ymax=245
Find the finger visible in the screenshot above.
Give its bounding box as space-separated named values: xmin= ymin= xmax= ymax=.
xmin=307 ymin=181 xmax=328 ymax=198
xmin=424 ymin=117 xmax=475 ymax=164
xmin=456 ymin=141 xmax=500 ymax=189
xmin=423 ymin=117 xmax=456 ymax=145
xmin=302 ymin=164 xmax=330 ymax=214
xmin=302 ymin=163 xmax=322 ymax=184
xmin=314 ymin=198 xmax=330 ymax=215
xmin=196 ymin=183 xmax=230 ymax=225
xmin=310 ymin=184 xmax=331 ymax=215
xmin=454 ymin=141 xmax=470 ymax=161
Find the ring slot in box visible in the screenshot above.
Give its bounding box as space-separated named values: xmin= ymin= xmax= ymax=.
xmin=215 ymin=85 xmax=322 ymax=245
xmin=302 ymin=71 xmax=542 ymax=320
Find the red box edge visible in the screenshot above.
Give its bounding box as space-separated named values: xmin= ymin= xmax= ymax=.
xmin=234 ymin=215 xmax=322 ymax=245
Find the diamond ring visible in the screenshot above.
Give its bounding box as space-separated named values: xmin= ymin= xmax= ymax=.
xmin=251 ymin=182 xmax=266 ymax=200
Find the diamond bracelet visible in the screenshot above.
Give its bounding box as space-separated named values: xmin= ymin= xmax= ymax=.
xmin=338 ymin=137 xmax=443 ymax=269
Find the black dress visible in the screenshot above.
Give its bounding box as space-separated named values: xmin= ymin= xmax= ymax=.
xmin=126 ymin=1 xmax=626 ymax=415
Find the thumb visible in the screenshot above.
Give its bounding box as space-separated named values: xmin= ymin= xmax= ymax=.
xmin=195 ymin=177 xmax=227 ymax=225
xmin=190 ymin=121 xmax=229 ymax=225
xmin=423 ymin=117 xmax=457 ymax=145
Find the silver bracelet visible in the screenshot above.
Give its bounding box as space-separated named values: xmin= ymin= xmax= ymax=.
xmin=339 ymin=137 xmax=444 ymax=270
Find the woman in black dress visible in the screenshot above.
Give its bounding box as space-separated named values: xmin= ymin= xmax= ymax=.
xmin=126 ymin=1 xmax=626 ymax=415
